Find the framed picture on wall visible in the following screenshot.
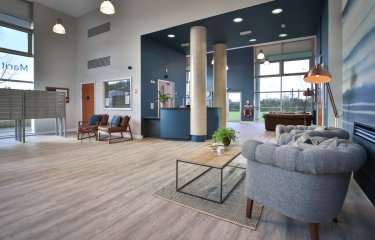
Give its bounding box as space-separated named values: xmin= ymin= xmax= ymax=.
xmin=46 ymin=87 xmax=69 ymax=103
xmin=103 ymin=77 xmax=132 ymax=110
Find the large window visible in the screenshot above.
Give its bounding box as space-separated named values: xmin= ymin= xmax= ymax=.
xmin=103 ymin=78 xmax=132 ymax=110
xmin=0 ymin=13 xmax=33 ymax=86
xmin=254 ymin=58 xmax=313 ymax=122
xmin=0 ymin=9 xmax=34 ymax=138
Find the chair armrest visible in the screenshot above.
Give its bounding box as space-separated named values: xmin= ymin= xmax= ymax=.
xmin=78 ymin=121 xmax=87 ymax=126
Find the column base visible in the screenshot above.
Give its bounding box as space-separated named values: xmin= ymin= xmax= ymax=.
xmin=191 ymin=135 xmax=206 ymax=142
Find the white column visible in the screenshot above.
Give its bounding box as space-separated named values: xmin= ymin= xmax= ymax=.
xmin=190 ymin=26 xmax=207 ymax=142
xmin=213 ymin=43 xmax=227 ymax=128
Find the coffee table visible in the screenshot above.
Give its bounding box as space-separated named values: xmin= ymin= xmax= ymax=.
xmin=176 ymin=145 xmax=244 ymax=203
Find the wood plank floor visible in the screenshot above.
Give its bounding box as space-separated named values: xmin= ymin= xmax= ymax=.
xmin=0 ymin=122 xmax=374 ymax=240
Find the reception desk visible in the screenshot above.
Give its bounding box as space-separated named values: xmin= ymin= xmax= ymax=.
xmin=143 ymin=107 xmax=220 ymax=140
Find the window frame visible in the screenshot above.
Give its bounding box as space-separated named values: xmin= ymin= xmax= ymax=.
xmin=102 ymin=77 xmax=132 ymax=110
xmin=254 ymin=57 xmax=313 ymax=115
xmin=0 ymin=20 xmax=33 ymax=57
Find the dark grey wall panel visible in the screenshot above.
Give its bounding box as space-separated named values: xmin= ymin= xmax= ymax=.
xmin=88 ymin=56 xmax=111 ymax=69
xmin=88 ymin=22 xmax=111 ymax=38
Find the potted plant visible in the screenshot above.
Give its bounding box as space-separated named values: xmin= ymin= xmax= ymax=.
xmin=158 ymin=91 xmax=170 ymax=108
xmin=212 ymin=127 xmax=238 ymax=147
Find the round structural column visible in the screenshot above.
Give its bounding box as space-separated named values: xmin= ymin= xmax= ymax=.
xmin=213 ymin=43 xmax=227 ymax=128
xmin=190 ymin=26 xmax=207 ymax=142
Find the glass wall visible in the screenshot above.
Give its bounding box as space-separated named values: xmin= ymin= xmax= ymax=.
xmin=0 ymin=10 xmax=34 ymax=137
xmin=254 ymin=58 xmax=313 ymax=122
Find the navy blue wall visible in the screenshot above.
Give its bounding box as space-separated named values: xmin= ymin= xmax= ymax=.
xmin=207 ymin=47 xmax=254 ymax=121
xmin=141 ymin=37 xmax=186 ymax=134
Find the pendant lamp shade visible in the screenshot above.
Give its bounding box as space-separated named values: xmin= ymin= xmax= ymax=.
xmin=257 ymin=49 xmax=265 ymax=60
xmin=264 ymin=58 xmax=270 ymax=66
xmin=100 ymin=0 xmax=115 ymax=15
xmin=304 ymin=64 xmax=332 ymax=84
xmin=52 ymin=18 xmax=66 ymax=34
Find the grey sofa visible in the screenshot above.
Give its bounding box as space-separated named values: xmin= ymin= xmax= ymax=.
xmin=276 ymin=125 xmax=350 ymax=144
xmin=242 ymin=139 xmax=367 ymax=240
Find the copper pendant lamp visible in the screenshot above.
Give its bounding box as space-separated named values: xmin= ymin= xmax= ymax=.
xmin=303 ymin=64 xmax=332 ymax=84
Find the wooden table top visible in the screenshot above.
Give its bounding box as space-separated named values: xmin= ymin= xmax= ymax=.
xmin=176 ymin=145 xmax=241 ymax=169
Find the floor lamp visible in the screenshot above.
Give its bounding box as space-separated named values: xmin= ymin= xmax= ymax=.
xmin=304 ymin=64 xmax=340 ymax=127
xmin=303 ymin=88 xmax=314 ymax=125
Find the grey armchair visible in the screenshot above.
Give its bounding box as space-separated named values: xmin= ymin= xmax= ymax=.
xmin=242 ymin=139 xmax=366 ymax=240
xmin=275 ymin=125 xmax=350 ymax=144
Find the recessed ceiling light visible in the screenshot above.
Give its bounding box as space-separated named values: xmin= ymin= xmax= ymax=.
xmin=167 ymin=34 xmax=175 ymax=38
xmin=279 ymin=33 xmax=287 ymax=37
xmin=240 ymin=30 xmax=252 ymax=36
xmin=249 ymin=38 xmax=257 ymax=42
xmin=233 ymin=18 xmax=243 ymax=23
xmin=272 ymin=8 xmax=283 ymax=14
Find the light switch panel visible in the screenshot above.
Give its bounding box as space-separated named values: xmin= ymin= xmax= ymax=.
xmin=150 ymin=102 xmax=154 ymax=109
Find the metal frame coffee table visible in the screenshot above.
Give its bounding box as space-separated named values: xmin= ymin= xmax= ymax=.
xmin=176 ymin=145 xmax=244 ymax=204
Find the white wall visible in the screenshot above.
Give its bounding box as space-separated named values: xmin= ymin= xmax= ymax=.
xmin=328 ymin=0 xmax=343 ymax=127
xmin=33 ymin=3 xmax=77 ymax=133
xmin=75 ymin=0 xmax=271 ymax=138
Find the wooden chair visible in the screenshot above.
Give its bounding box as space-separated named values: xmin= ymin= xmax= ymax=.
xmin=77 ymin=114 xmax=109 ymax=140
xmin=98 ymin=115 xmax=133 ymax=143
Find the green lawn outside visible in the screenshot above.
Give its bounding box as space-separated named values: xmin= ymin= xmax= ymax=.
xmin=228 ymin=111 xmax=241 ymax=121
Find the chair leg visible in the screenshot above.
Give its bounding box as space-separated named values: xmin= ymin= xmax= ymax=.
xmin=129 ymin=125 xmax=133 ymax=140
xmin=108 ymin=133 xmax=111 ymax=144
xmin=309 ymin=223 xmax=319 ymax=240
xmin=246 ymin=198 xmax=253 ymax=218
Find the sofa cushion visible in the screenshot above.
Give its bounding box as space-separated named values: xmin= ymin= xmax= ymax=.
xmin=88 ymin=114 xmax=101 ymax=125
xmin=110 ymin=115 xmax=121 ymax=127
xmin=318 ymin=137 xmax=337 ymax=149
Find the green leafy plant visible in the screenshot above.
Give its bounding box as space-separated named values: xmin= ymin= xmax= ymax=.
xmin=212 ymin=127 xmax=238 ymax=147
xmin=158 ymin=91 xmax=170 ymax=104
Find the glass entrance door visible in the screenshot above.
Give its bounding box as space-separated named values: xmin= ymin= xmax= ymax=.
xmin=227 ymin=92 xmax=241 ymax=121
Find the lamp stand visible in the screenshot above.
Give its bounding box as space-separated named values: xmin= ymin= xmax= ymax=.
xmin=326 ymin=83 xmax=340 ymax=128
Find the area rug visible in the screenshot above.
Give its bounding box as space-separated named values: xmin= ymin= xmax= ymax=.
xmin=153 ymin=164 xmax=263 ymax=230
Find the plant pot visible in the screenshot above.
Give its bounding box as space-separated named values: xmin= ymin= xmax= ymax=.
xmin=222 ymin=137 xmax=231 ymax=147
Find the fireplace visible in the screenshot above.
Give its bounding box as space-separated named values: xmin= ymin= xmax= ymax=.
xmin=352 ymin=122 xmax=375 ymax=206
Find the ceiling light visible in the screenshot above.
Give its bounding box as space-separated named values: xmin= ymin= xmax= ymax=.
xmin=100 ymin=0 xmax=115 ymax=15
xmin=226 ymin=66 xmax=229 ymax=71
xmin=257 ymin=49 xmax=265 ymax=60
xmin=52 ymin=18 xmax=65 ymax=34
xmin=249 ymin=38 xmax=257 ymax=42
xmin=304 ymin=64 xmax=332 ymax=84
xmin=240 ymin=30 xmax=252 ymax=35
xmin=233 ymin=18 xmax=243 ymax=23
xmin=279 ymin=33 xmax=287 ymax=37
xmin=167 ymin=34 xmax=175 ymax=38
xmin=272 ymin=8 xmax=283 ymax=14
xmin=180 ymin=43 xmax=189 ymax=47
